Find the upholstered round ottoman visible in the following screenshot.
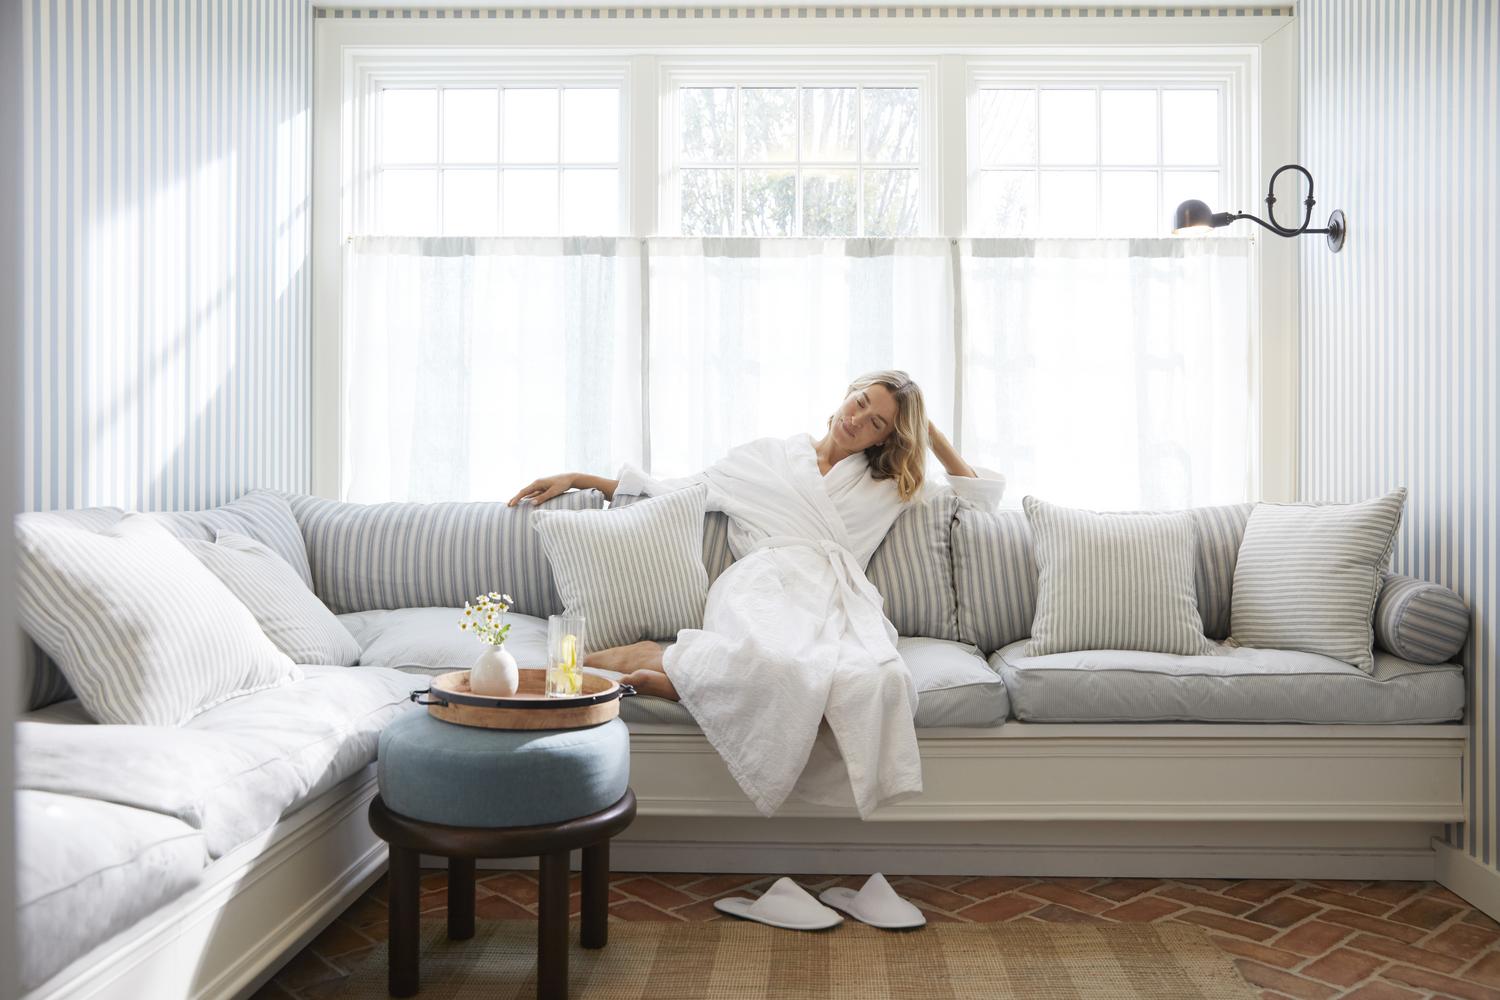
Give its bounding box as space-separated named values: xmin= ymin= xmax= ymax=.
xmin=369 ymin=711 xmax=636 ymax=1000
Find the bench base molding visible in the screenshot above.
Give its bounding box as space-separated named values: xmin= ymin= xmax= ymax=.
xmin=25 ymin=767 xmax=386 ymax=1000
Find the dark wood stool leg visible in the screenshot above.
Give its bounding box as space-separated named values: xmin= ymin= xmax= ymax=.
xmin=580 ymin=841 xmax=609 ymax=949
xmin=448 ymin=855 xmax=476 ymax=941
xmin=388 ymin=845 xmax=421 ymax=998
xmin=538 ymin=851 xmax=570 ymax=1000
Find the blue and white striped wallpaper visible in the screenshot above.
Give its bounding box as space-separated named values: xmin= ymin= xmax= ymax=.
xmin=21 ymin=0 xmax=313 ymax=515
xmin=1298 ymin=0 xmax=1497 ymax=876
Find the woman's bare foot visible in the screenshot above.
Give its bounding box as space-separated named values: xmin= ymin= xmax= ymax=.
xmin=583 ymin=641 xmax=679 ymax=700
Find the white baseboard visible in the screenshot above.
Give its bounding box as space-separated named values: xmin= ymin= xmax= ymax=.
xmin=1433 ymin=837 xmax=1500 ymax=923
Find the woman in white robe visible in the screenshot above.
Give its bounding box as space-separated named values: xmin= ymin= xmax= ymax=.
xmin=509 ymin=371 xmax=1004 ymax=818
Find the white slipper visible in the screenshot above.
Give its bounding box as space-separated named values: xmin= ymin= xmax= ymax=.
xmin=818 ymin=873 xmax=927 ymax=930
xmin=714 ymin=877 xmax=844 ymax=930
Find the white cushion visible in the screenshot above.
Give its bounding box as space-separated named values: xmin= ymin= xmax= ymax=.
xmin=531 ymin=486 xmax=711 ymax=650
xmin=17 ymin=791 xmax=206 ymax=992
xmin=15 ymin=512 xmax=301 ymax=726
xmin=181 ymin=532 xmax=361 ymax=666
xmin=16 ymin=666 xmax=419 ymax=857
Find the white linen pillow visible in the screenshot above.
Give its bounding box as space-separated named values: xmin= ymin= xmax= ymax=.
xmin=181 ymin=532 xmax=361 ymax=666
xmin=14 ymin=513 xmax=301 ymax=726
xmin=1023 ymin=495 xmax=1218 ymax=658
xmin=531 ymin=485 xmax=710 ymax=651
xmin=1228 ymin=488 xmax=1407 ymax=673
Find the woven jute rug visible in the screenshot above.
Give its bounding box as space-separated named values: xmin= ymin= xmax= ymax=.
xmin=338 ymin=919 xmax=1259 ymax=999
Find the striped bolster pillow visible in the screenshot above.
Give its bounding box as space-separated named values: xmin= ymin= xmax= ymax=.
xmin=1374 ymin=571 xmax=1470 ymax=664
xmin=865 ymin=493 xmax=960 ymax=641
xmin=286 ymin=490 xmax=607 ymax=617
xmin=532 ymin=485 xmax=710 ymax=650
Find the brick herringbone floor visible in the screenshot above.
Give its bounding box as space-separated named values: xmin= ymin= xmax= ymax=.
xmin=251 ymin=874 xmax=1500 ymax=1000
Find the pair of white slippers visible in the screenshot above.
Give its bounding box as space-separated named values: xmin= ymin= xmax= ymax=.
xmin=713 ymin=873 xmax=925 ymax=931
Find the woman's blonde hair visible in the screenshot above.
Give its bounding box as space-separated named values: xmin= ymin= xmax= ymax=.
xmin=829 ymin=369 xmax=929 ymax=502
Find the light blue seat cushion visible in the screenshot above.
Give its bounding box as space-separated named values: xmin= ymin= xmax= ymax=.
xmin=344 ymin=609 xmax=1009 ymax=729
xmin=991 ymin=639 xmax=1465 ymax=724
xmin=378 ymin=712 xmax=631 ymax=828
xmin=17 ymin=791 xmax=206 ymax=992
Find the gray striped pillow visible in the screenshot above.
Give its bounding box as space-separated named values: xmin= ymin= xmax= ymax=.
xmin=17 ymin=506 xmax=125 ymax=711
xmin=866 ymin=493 xmax=960 ymax=641
xmin=953 ymin=502 xmax=1252 ymax=655
xmin=15 ymin=513 xmax=301 ymax=726
xmin=286 ymin=490 xmax=606 ymax=617
xmin=1228 ymin=489 xmax=1407 ymax=673
xmin=181 ymin=532 xmax=361 ymax=666
xmin=1022 ymin=496 xmax=1218 ymax=658
xmin=157 ymin=489 xmax=314 ymax=589
xmin=612 ymin=493 xmax=736 ymax=586
xmin=1374 ymin=572 xmax=1470 ymax=664
xmin=532 ymin=486 xmax=710 ymax=650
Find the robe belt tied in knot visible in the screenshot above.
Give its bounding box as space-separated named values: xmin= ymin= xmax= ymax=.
xmin=745 ymin=535 xmax=901 ymax=669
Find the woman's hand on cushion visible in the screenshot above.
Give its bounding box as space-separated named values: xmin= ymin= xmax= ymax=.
xmin=508 ymin=473 xmax=577 ymax=507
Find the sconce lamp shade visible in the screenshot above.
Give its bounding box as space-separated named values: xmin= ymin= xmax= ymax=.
xmin=1172 ymin=199 xmax=1217 ymax=233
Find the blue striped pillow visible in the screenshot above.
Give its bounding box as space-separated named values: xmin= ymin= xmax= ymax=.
xmin=865 ymin=493 xmax=960 ymax=641
xmin=286 ymin=490 xmax=606 ymax=617
xmin=158 ymin=489 xmax=313 ymax=588
xmin=953 ymin=501 xmax=1254 ymax=655
xmin=1374 ymin=571 xmax=1470 ymax=664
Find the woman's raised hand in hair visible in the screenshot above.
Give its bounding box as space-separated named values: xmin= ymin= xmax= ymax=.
xmin=507 ymin=473 xmax=578 ymax=507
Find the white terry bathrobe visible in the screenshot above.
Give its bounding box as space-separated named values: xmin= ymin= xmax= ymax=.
xmin=615 ymin=433 xmax=1005 ymax=818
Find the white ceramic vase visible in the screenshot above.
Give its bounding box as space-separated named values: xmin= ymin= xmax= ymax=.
xmin=470 ymin=643 xmax=519 ymax=697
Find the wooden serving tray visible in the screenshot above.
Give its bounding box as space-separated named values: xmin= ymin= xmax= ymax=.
xmin=420 ymin=668 xmax=627 ymax=731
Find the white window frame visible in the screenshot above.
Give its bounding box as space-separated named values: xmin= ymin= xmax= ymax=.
xmin=965 ymin=52 xmax=1257 ymax=237
xmin=313 ymin=15 xmax=1296 ymax=504
xmin=657 ymin=57 xmax=941 ymax=236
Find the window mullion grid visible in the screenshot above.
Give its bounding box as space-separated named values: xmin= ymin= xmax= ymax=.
xmin=794 ymin=84 xmax=803 ymax=237
xmin=734 ymin=86 xmax=743 ymax=237
xmin=555 ymin=85 xmax=564 ymax=236
xmin=856 ymin=85 xmax=865 ymax=238
xmin=1093 ymin=84 xmax=1102 ymax=237
xmin=435 ymin=89 xmax=445 ymax=236
xmin=1156 ymin=87 xmax=1165 ymax=237
xmin=498 ymin=86 xmax=507 ymax=234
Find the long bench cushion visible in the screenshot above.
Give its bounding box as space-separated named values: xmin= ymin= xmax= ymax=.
xmin=17 ymin=791 xmax=206 ymax=992
xmin=286 ymin=491 xmax=606 ymax=618
xmin=344 ymin=607 xmax=1007 ymax=728
xmin=991 ymin=640 xmax=1465 ymax=724
xmin=16 ymin=667 xmax=417 ymax=858
xmin=953 ymin=502 xmax=1254 ymax=656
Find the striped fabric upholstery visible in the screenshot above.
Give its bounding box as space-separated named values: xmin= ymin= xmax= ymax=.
xmin=952 ymin=506 xmax=1036 ymax=655
xmin=17 ymin=506 xmax=124 ymax=711
xmin=15 ymin=513 xmax=300 ymax=726
xmin=181 ymin=532 xmax=362 ymax=666
xmin=611 ymin=493 xmax=736 ymax=586
xmin=865 ymin=493 xmax=961 ymax=641
xmin=1023 ymin=496 xmax=1218 ymax=658
xmin=1374 ymin=571 xmax=1470 ymax=664
xmin=156 ymin=489 xmax=314 ymax=588
xmin=532 ymin=486 xmax=711 ymax=649
xmin=286 ymin=490 xmax=607 ymax=617
xmin=1228 ymin=489 xmax=1407 ymax=674
xmin=953 ymin=502 xmax=1254 ymax=655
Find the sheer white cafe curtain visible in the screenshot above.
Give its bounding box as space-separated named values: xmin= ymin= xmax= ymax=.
xmin=342 ymin=237 xmax=643 ymax=503
xmin=342 ymin=236 xmax=1251 ymax=509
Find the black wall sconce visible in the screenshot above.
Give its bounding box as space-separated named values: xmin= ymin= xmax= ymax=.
xmin=1172 ymin=163 xmax=1347 ymax=252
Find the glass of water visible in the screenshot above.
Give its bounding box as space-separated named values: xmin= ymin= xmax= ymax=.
xmin=545 ymin=613 xmax=587 ymax=698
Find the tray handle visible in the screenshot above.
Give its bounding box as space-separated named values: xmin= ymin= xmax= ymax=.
xmin=618 ymin=683 xmax=636 ymax=698
xmin=410 ymin=688 xmax=450 ymax=707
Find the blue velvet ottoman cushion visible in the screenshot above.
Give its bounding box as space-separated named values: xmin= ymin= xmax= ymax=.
xmin=378 ymin=712 xmax=630 ymax=829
